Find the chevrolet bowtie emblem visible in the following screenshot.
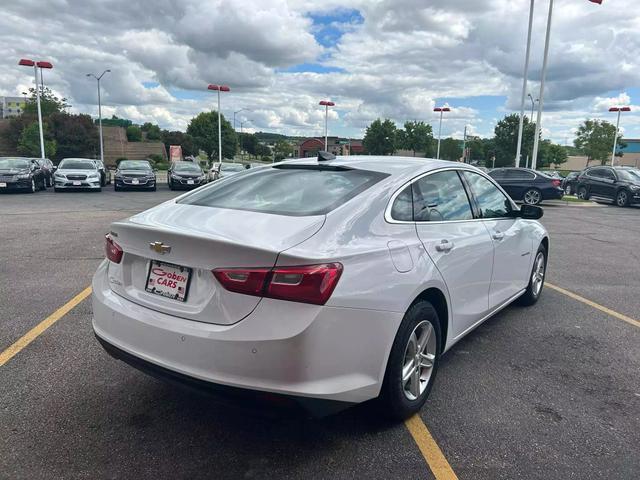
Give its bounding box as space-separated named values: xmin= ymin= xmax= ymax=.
xmin=149 ymin=241 xmax=171 ymax=254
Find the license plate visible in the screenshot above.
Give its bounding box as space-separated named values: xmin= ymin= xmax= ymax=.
xmin=73 ymin=181 xmax=81 ymax=186
xmin=132 ymin=179 xmax=139 ymax=185
xmin=187 ymin=180 xmax=194 ymax=185
xmin=145 ymin=260 xmax=191 ymax=302
xmin=0 ymin=183 xmax=6 ymax=188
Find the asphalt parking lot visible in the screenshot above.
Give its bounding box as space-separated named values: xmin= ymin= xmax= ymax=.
xmin=1 ymin=186 xmax=639 ymax=480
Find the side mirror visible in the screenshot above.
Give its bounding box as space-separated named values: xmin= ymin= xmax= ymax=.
xmin=519 ymin=204 xmax=543 ymax=220
xmin=212 ymin=164 xmax=221 ymax=173
xmin=52 ymin=166 xmax=57 ymax=172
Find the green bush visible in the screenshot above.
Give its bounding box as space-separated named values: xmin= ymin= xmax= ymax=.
xmin=261 ymin=156 xmax=272 ymax=162
xmin=153 ymin=161 xmax=169 ymax=170
xmin=147 ymin=153 xmax=163 ymax=164
xmin=126 ymin=125 xmax=142 ymax=142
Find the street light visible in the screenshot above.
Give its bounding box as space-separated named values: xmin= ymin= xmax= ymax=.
xmin=609 ymin=106 xmax=631 ymax=166
xmin=233 ymin=108 xmax=250 ymax=131
xmin=319 ymin=100 xmax=335 ymax=150
xmin=527 ymin=94 xmax=538 ymax=120
xmin=515 ymin=0 xmax=535 ymax=168
xmin=530 ymin=0 xmax=603 ymax=170
xmin=19 ymin=58 xmax=53 ymax=159
xmin=433 ymin=106 xmax=451 ymax=160
xmin=207 ymin=84 xmax=230 ymax=164
xmin=86 ymin=70 xmax=111 ymax=165
xmin=240 ymin=119 xmax=252 ymax=158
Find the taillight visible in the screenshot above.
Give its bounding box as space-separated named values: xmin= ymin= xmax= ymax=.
xmin=212 ymin=268 xmax=270 ymax=296
xmin=105 ymin=234 xmax=123 ymax=264
xmin=213 ymin=263 xmax=343 ymax=305
xmin=552 ymin=179 xmax=561 ymax=187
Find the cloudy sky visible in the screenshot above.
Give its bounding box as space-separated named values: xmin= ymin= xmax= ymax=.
xmin=2 ymin=0 xmax=639 ymax=143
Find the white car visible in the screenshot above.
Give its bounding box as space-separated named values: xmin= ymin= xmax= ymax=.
xmin=93 ymin=155 xmax=548 ymax=419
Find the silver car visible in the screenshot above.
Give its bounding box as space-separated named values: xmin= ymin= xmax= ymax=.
xmin=54 ymin=158 xmax=102 ymax=192
xmin=208 ymin=162 xmax=247 ymax=181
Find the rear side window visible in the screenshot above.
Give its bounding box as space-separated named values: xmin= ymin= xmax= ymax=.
xmin=180 ymin=166 xmax=388 ymax=216
xmin=506 ymin=169 xmax=535 ymax=180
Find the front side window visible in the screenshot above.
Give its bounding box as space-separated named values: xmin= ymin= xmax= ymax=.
xmin=412 ymin=171 xmax=473 ymax=222
xmin=462 ymin=171 xmax=512 ymax=219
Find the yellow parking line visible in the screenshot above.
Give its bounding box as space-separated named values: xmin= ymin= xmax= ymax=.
xmin=405 ymin=414 xmax=459 ymax=480
xmin=546 ymin=283 xmax=640 ymax=329
xmin=0 ymin=286 xmax=92 ymax=367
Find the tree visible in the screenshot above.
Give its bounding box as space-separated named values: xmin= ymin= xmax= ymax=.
xmin=23 ymin=87 xmax=69 ymax=117
xmin=439 ymin=137 xmax=463 ymax=161
xmin=186 ymin=111 xmax=237 ymax=162
xmin=126 ymin=125 xmax=142 ymax=142
xmin=273 ymin=140 xmax=293 ymax=161
xmin=539 ymin=142 xmax=568 ymax=168
xmin=47 ymin=113 xmax=99 ymax=160
xmin=141 ymin=122 xmax=162 ymax=141
xmin=17 ymin=122 xmax=57 ymax=158
xmin=102 ymin=115 xmax=132 ymax=128
xmin=161 ymin=130 xmax=196 ymax=157
xmin=363 ymin=118 xmax=397 ymax=155
xmin=255 ymin=143 xmax=271 ymax=157
xmin=493 ymin=114 xmax=537 ymax=167
xmin=399 ymin=121 xmax=434 ymax=156
xmin=239 ymin=132 xmax=258 ymax=155
xmin=574 ymin=119 xmax=625 ymax=166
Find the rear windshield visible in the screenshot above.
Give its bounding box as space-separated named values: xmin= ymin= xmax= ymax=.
xmin=59 ymin=159 xmax=96 ymax=170
xmin=179 ymin=166 xmax=388 ymax=216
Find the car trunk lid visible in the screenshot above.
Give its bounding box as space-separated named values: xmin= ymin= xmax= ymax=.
xmin=106 ymin=202 xmax=324 ymax=325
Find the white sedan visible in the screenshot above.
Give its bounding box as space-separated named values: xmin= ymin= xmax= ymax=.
xmin=93 ymin=154 xmax=548 ymax=419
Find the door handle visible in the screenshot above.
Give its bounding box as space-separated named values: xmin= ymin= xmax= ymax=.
xmin=435 ymin=240 xmax=454 ymax=252
xmin=492 ymin=231 xmax=505 ymax=241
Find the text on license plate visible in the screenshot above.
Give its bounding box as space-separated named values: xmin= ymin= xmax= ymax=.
xmin=73 ymin=181 xmax=81 ymax=185
xmin=145 ymin=260 xmax=191 ymax=302
xmin=0 ymin=183 xmax=6 ymax=187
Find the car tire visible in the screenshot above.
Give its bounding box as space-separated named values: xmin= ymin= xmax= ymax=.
xmin=379 ymin=300 xmax=441 ymax=420
xmin=151 ymin=186 xmax=157 ymax=192
xmin=564 ymin=185 xmax=572 ymax=195
xmin=28 ymin=178 xmax=36 ymax=193
xmin=523 ymin=188 xmax=542 ymax=205
xmin=615 ymin=189 xmax=630 ymax=207
xmin=114 ymin=185 xmax=120 ymax=192
xmin=517 ymin=244 xmax=547 ymax=307
xmin=54 ymin=187 xmax=59 ymax=193
xmin=577 ymin=186 xmax=590 ymax=200
xmin=97 ymin=187 xmax=102 ymax=192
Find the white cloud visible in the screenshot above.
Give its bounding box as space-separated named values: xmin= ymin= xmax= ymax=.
xmin=0 ymin=0 xmax=638 ymax=141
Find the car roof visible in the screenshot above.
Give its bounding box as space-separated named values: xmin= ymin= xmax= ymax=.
xmin=278 ymin=155 xmax=475 ymax=178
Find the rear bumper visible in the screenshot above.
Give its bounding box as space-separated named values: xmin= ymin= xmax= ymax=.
xmin=92 ymin=260 xmax=401 ymax=404
xmin=545 ymin=188 xmax=564 ymax=200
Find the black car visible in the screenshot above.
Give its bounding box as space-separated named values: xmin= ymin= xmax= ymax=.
xmin=168 ymin=161 xmax=207 ymax=190
xmin=576 ymin=166 xmax=640 ymax=207
xmin=488 ymin=167 xmax=564 ymax=205
xmin=114 ymin=160 xmax=156 ymax=191
xmin=0 ymin=157 xmax=46 ymax=193
xmin=561 ymin=171 xmax=580 ymax=195
xmin=35 ymin=158 xmax=55 ymax=187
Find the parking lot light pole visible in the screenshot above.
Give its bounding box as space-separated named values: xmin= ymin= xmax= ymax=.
xmin=515 ymin=0 xmax=535 ymax=168
xmin=86 ymin=70 xmax=111 ymax=164
xmin=609 ymin=106 xmax=631 ymax=166
xmin=531 ymin=0 xmax=603 ymax=170
xmin=319 ymin=101 xmax=335 ymax=150
xmin=433 ymin=107 xmax=450 ymax=160
xmin=208 ymin=84 xmax=230 ymax=164
xmin=233 ymin=108 xmax=249 ymax=131
xmin=19 ymin=59 xmax=51 ymax=159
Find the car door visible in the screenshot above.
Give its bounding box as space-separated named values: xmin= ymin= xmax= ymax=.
xmin=461 ymin=171 xmax=533 ymax=309
xmin=412 ymin=169 xmax=494 ymax=338
xmin=600 ymin=168 xmax=617 ymax=200
xmin=505 ymin=169 xmax=535 ymax=200
xmin=586 ymin=168 xmax=607 ymax=197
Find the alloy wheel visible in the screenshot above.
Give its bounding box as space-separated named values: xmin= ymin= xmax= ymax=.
xmin=565 ymin=185 xmax=571 ymax=195
xmin=31 ymin=179 xmax=36 ymax=192
xmin=616 ymin=191 xmax=628 ymax=207
xmin=531 ymin=251 xmax=545 ymax=297
xmin=523 ymin=189 xmax=541 ymax=205
xmin=577 ymin=187 xmax=587 ymax=199
xmin=401 ymin=320 xmax=437 ymax=401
